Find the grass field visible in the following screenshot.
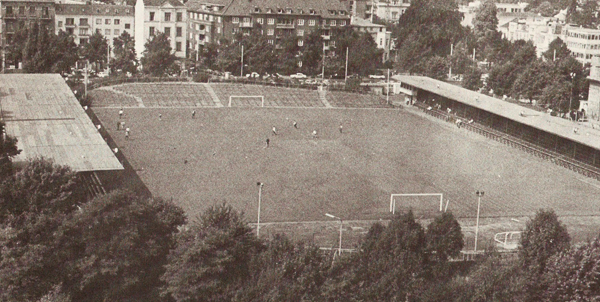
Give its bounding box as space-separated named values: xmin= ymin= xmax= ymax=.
xmin=93 ymin=106 xmax=600 ymax=227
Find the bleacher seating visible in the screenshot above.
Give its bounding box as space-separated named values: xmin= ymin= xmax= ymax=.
xmin=326 ymin=91 xmax=393 ymax=108
xmin=210 ymin=83 xmax=324 ymax=107
xmin=89 ymin=88 xmax=138 ymax=107
xmin=113 ymin=83 xmax=216 ymax=107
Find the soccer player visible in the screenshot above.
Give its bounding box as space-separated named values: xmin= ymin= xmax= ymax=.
xmin=119 ymin=108 xmax=124 ymax=119
xmin=265 ymin=138 xmax=270 ymax=148
xmin=121 ymin=121 xmax=125 ymax=130
xmin=312 ymin=130 xmax=317 ymax=138
xmin=116 ymin=121 xmax=120 ymax=130
xmin=192 ymin=110 xmax=196 ymax=119
xmin=339 ymin=124 xmax=343 ymax=133
xmin=293 ymin=121 xmax=298 ymax=129
xmin=272 ymin=126 xmax=278 ymax=135
xmin=125 ymin=128 xmax=130 ymax=140
xmin=159 ymin=113 xmax=162 ymax=121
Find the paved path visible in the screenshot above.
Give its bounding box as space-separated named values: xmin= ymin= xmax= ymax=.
xmin=203 ymin=83 xmax=224 ymax=107
xmin=318 ymin=88 xmax=332 ymax=108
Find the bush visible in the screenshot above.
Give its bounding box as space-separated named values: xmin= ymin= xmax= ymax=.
xmin=193 ymin=72 xmax=209 ymax=83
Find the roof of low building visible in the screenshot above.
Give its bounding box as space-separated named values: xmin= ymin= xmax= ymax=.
xmin=351 ymin=16 xmax=385 ymax=28
xmin=394 ymin=75 xmax=600 ymax=151
xmin=0 ymin=74 xmax=123 ymax=172
xmin=56 ymin=3 xmax=134 ymax=16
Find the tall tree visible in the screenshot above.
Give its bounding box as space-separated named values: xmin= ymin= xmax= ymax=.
xmin=300 ymin=29 xmax=324 ymax=76
xmin=473 ymin=0 xmax=500 ymax=49
xmin=161 ymin=203 xmax=261 ymax=302
xmin=520 ymin=209 xmax=570 ymax=301
xmin=0 ymin=158 xmax=83 ymax=301
xmin=51 ymin=30 xmax=79 ymax=75
xmin=426 ymin=212 xmax=463 ymax=262
xmin=542 ymin=37 xmax=571 ymax=62
xmin=568 ymin=0 xmax=599 ymax=28
xmin=110 ymin=31 xmax=137 ymax=75
xmin=82 ymin=32 xmax=109 ymax=72
xmin=56 ymin=190 xmax=186 ymax=301
xmin=141 ymin=32 xmax=176 ymax=76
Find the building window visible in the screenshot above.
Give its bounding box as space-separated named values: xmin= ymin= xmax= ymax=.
xmin=114 ymin=19 xmax=120 ymax=25
xmin=125 ymin=23 xmax=131 ymax=29
xmin=6 ymin=6 xmax=12 ymax=16
xmin=298 ymin=19 xmax=304 ymax=26
xmin=164 ymin=27 xmax=171 ymax=36
xmin=66 ymin=18 xmax=74 ymax=25
xmin=177 ymin=12 xmax=182 ymax=22
xmin=297 ymin=29 xmax=304 ymax=36
xmin=105 ymin=19 xmax=111 ymax=25
xmin=257 ymin=18 xmax=263 ymax=24
xmin=96 ymin=18 xmax=102 ymax=25
xmin=268 ymin=39 xmax=274 ymax=44
xmin=80 ymin=38 xmax=88 ymax=44
xmin=105 ymin=29 xmax=111 ymax=35
xmin=217 ymin=27 xmax=221 ymax=33
xmin=80 ymin=18 xmax=88 ymax=26
xmin=232 ymin=17 xmax=239 ymax=23
xmin=29 ymin=6 xmax=35 ymax=15
xmin=79 ymin=28 xmax=88 ymax=35
xmin=176 ymin=27 xmax=182 ymax=37
xmin=66 ymin=28 xmax=74 ymax=35
xmin=267 ymin=18 xmax=274 ymax=24
xmin=298 ymin=40 xmax=303 ymax=46
xmin=58 ymin=21 xmax=63 ymax=27
xmin=340 ymin=20 xmax=346 ymax=26
xmin=309 ymin=19 xmax=315 ymax=26
xmin=176 ymin=42 xmax=182 ymax=51
xmin=165 ymin=12 xmax=171 ymax=21
xmin=267 ymin=28 xmax=274 ymax=35
xmin=114 ymin=29 xmax=120 ymax=36
xmin=149 ymin=12 xmax=155 ymax=21
xmin=96 ymin=29 xmax=102 ymax=34
xmin=42 ymin=7 xmax=48 ymax=17
xmin=19 ymin=6 xmax=24 ymax=15
xmin=149 ymin=27 xmax=155 ymax=36
xmin=330 ymin=20 xmax=336 ymax=26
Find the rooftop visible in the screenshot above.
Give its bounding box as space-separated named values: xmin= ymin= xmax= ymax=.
xmin=394 ymin=75 xmax=600 ymax=151
xmin=0 ymin=74 xmax=123 ymax=172
xmin=56 ymin=3 xmax=134 ymax=16
xmin=221 ymin=0 xmax=349 ymax=17
xmin=142 ymin=0 xmax=185 ymax=8
xmin=351 ymin=16 xmax=385 ymax=28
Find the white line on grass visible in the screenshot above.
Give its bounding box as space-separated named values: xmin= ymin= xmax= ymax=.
xmin=576 ymin=177 xmax=600 ymax=190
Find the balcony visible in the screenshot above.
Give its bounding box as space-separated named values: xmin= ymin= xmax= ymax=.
xmin=65 ymin=23 xmax=76 ymax=28
xmin=239 ymin=22 xmax=253 ymax=28
xmin=276 ymin=23 xmax=294 ymax=29
xmin=79 ymin=23 xmax=90 ymax=27
xmin=4 ymin=13 xmax=16 ymax=19
xmin=41 ymin=14 xmax=50 ymax=19
xmin=321 ymin=35 xmax=330 ymax=40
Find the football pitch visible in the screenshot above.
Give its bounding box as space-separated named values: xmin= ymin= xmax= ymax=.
xmin=94 ymin=106 xmax=600 ymax=224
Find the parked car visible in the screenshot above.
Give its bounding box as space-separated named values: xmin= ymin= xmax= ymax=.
xmin=290 ymin=73 xmax=307 ymax=79
xmin=369 ymin=74 xmax=386 ymax=79
xmin=246 ymin=72 xmax=260 ymax=78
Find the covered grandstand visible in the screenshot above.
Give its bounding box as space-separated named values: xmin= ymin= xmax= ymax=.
xmin=0 ymin=74 xmax=123 ymax=197
xmin=394 ymin=74 xmax=600 ymax=178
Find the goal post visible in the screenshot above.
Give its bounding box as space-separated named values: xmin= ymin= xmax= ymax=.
xmin=228 ymin=95 xmax=265 ymax=107
xmin=390 ymin=193 xmax=444 ymax=215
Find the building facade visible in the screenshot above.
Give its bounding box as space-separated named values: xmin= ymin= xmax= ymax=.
xmin=185 ymin=0 xmax=228 ymax=59
xmin=499 ymin=16 xmax=562 ymax=57
xmin=351 ymin=16 xmax=390 ymax=62
xmin=55 ymin=3 xmax=134 ymax=48
xmin=587 ymin=56 xmax=600 ymax=121
xmin=563 ymin=25 xmax=600 ymax=64
xmin=135 ymin=0 xmax=187 ymax=60
xmin=0 ymin=0 xmax=55 ymax=67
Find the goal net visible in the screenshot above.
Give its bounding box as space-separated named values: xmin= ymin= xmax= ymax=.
xmin=228 ymin=95 xmax=265 ymax=107
xmin=390 ymin=193 xmax=445 ymax=217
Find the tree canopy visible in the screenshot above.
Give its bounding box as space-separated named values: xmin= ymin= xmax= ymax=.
xmin=141 ymin=32 xmax=177 ymax=76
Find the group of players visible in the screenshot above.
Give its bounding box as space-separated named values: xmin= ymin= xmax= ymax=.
xmin=265 ymin=121 xmax=343 ymax=148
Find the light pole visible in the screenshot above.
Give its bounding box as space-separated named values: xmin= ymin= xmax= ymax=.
xmin=569 ymin=72 xmax=576 ymax=118
xmin=321 ymin=42 xmax=326 ymax=83
xmin=325 ymin=213 xmax=343 ymax=256
xmin=474 ymin=190 xmax=484 ymax=252
xmin=256 ymin=182 xmax=263 ymax=238
xmin=240 ymin=44 xmax=244 ymax=77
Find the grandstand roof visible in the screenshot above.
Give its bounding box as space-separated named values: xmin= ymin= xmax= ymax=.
xmin=394 ymin=75 xmax=600 ymax=151
xmin=0 ymin=74 xmax=123 ymax=172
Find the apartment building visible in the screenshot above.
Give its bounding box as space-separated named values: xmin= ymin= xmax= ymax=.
xmin=563 ymin=25 xmax=600 ymax=64
xmin=351 ymin=16 xmax=390 ymax=62
xmin=134 ymin=0 xmax=187 ymax=59
xmin=55 ymin=3 xmax=134 ymax=48
xmin=184 ymin=0 xmax=350 ymax=53
xmin=0 ymin=0 xmax=55 ymax=52
xmin=499 ymin=16 xmax=562 ymax=56
xmin=186 ymin=0 xmax=227 ymax=58
xmin=347 ymin=0 xmax=409 ymax=23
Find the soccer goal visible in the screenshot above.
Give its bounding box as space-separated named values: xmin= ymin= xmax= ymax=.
xmin=228 ymin=95 xmax=265 ymax=107
xmin=390 ymin=193 xmax=444 ymax=215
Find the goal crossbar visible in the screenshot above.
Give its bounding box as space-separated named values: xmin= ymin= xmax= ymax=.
xmin=228 ymin=95 xmax=265 ymax=107
xmin=390 ymin=193 xmax=444 ymax=214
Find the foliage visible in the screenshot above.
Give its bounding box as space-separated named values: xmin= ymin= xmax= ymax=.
xmin=394 ymin=0 xmax=465 ymax=73
xmin=81 ymin=32 xmax=109 ymax=72
xmin=422 ymin=56 xmax=449 ymax=80
xmin=0 ymin=121 xmax=20 ymax=179
xmin=51 ymin=31 xmax=79 ymax=75
xmin=234 ymin=235 xmax=330 ymax=301
xmin=300 ymin=30 xmax=324 ymax=76
xmin=198 ymin=43 xmax=219 ymax=69
xmin=520 ymin=209 xmax=570 ymax=301
xmin=332 ymin=28 xmax=383 ymax=77
xmin=141 ymin=32 xmax=177 ymax=76
xmin=462 ymin=67 xmax=483 ymax=91
xmin=473 ymin=0 xmax=500 ymax=52
xmin=536 ymin=1 xmax=555 ymax=17
xmin=161 ymin=203 xmax=261 ymax=302
xmin=567 ymin=0 xmax=600 ymax=28
xmin=0 ymin=158 xmax=83 ymax=301
xmin=426 ymin=211 xmax=464 ymax=262
xmin=110 ymin=31 xmax=137 ymax=75
xmin=511 ymin=60 xmax=553 ymax=102
xmin=56 ymin=190 xmax=186 ymax=302
xmin=192 ymin=72 xmax=209 ymax=82
xmin=543 ymin=236 xmax=600 ymax=302
xmin=542 ymin=38 xmax=571 ymax=62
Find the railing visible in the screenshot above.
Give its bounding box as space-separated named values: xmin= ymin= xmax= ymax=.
xmin=415 ymin=102 xmax=600 ymax=181
xmin=239 ymin=22 xmax=253 ymax=28
xmin=276 ymin=23 xmax=294 ymax=29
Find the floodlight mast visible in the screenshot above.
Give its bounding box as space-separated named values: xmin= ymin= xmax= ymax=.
xmin=256 ymin=182 xmax=263 ymax=238
xmin=474 ymin=190 xmax=485 ymax=252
